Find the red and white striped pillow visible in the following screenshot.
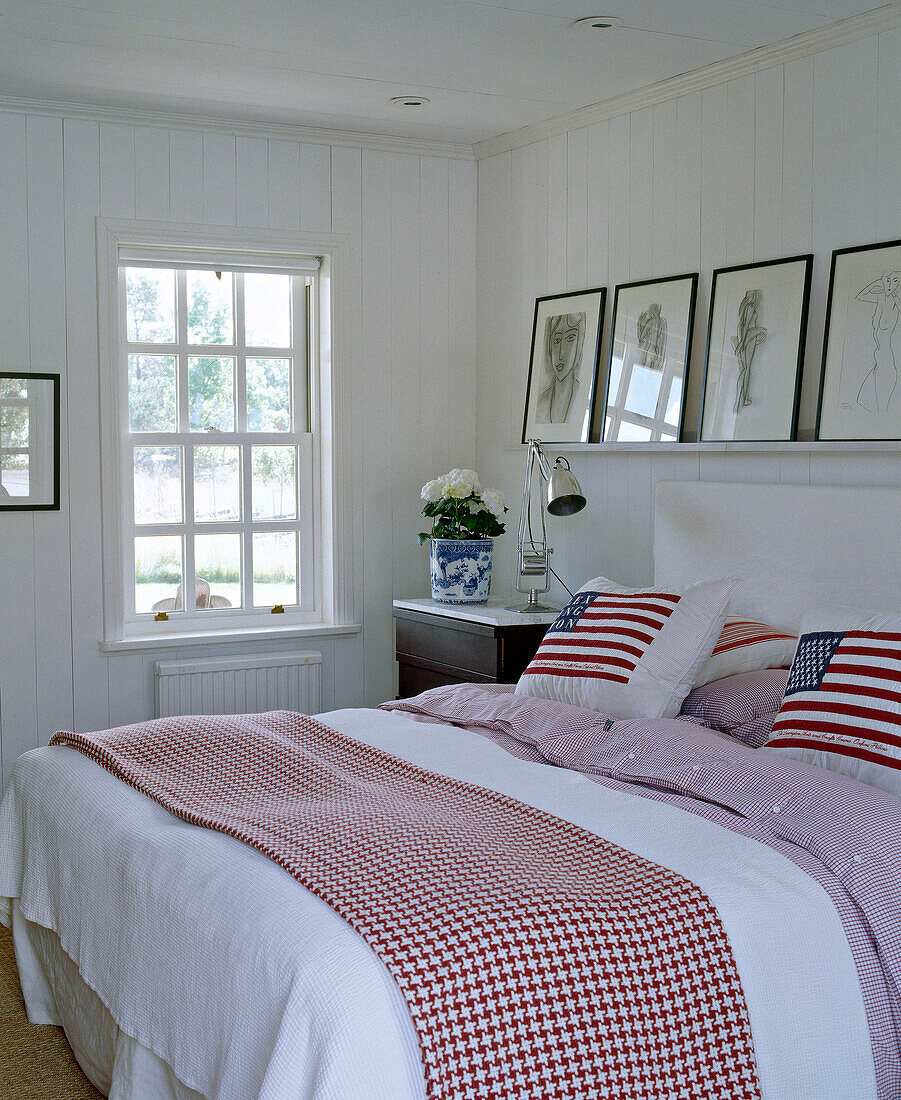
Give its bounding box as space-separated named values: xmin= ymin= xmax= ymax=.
xmin=515 ymin=575 xmax=735 ymax=720
xmin=693 ymin=617 xmax=797 ymax=687
xmin=765 ymin=608 xmax=901 ymax=798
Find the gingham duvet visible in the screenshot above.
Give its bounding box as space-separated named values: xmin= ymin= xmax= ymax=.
xmin=0 ymin=698 xmax=888 ymax=1099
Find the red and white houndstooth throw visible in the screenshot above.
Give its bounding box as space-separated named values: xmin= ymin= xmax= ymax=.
xmin=51 ymin=711 xmax=762 ymax=1100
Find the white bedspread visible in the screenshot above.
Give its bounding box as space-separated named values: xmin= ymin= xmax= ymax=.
xmin=0 ymin=707 xmax=876 ymax=1100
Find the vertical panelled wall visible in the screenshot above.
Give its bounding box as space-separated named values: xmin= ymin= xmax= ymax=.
xmin=0 ymin=113 xmax=476 ymax=788
xmin=476 ymin=28 xmax=901 ymax=601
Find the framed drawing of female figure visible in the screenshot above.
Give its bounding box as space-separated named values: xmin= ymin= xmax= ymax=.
xmin=521 ymin=287 xmax=605 ymax=444
xmin=816 ymin=239 xmax=901 ymax=440
xmin=699 ymin=255 xmax=812 ymax=442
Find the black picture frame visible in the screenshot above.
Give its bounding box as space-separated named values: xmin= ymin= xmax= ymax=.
xmin=521 ymin=287 xmax=606 ymax=444
xmin=698 ymin=254 xmax=812 ymax=442
xmin=816 ymin=238 xmax=901 ymax=441
xmin=0 ymin=372 xmax=61 ymax=511
xmin=601 ymin=272 xmax=698 ymax=443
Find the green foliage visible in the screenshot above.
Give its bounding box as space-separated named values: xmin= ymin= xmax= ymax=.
xmin=419 ymin=494 xmax=506 ymax=542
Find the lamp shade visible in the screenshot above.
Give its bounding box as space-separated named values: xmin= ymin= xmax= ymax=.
xmin=546 ymin=458 xmax=586 ymax=516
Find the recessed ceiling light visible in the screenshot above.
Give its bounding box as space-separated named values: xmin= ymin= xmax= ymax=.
xmin=390 ymin=95 xmax=430 ymax=108
xmin=573 ymin=16 xmax=623 ymax=31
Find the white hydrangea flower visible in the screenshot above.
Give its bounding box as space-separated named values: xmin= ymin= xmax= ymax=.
xmin=444 ymin=468 xmax=480 ymax=499
xmin=480 ymin=487 xmax=505 ymax=519
xmin=421 ymin=478 xmax=446 ymax=503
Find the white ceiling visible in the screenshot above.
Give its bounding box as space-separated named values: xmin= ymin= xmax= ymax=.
xmin=0 ymin=0 xmax=887 ymax=145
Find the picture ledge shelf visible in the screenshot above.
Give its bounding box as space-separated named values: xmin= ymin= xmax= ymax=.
xmin=504 ymin=440 xmax=901 ymax=454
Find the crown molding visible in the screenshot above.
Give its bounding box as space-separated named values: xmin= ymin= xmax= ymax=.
xmin=0 ymin=96 xmax=475 ymax=161
xmin=473 ymin=4 xmax=901 ymax=160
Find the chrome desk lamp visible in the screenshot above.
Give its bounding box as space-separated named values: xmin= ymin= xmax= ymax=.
xmin=506 ymin=439 xmax=586 ymax=613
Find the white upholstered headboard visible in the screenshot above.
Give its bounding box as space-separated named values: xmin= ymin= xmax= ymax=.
xmin=654 ymin=481 xmax=901 ymax=634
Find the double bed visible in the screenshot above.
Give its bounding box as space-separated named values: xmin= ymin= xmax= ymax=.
xmin=1 ymin=481 xmax=899 ymax=1099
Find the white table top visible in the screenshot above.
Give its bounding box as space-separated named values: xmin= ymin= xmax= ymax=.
xmin=392 ymin=597 xmax=559 ymax=628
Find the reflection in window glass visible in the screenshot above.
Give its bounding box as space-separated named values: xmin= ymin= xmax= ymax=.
xmin=666 ymin=376 xmax=683 ymax=426
xmin=126 ymin=268 xmax=176 ymax=343
xmin=247 ymin=358 xmax=291 ymax=431
xmin=616 ymin=422 xmax=653 ymax=442
xmin=251 ymin=446 xmax=297 ymax=519
xmin=607 ymin=356 xmax=623 ymax=402
xmin=1 ymin=454 xmax=29 ymax=497
xmin=245 ymin=274 xmax=291 ymax=347
xmin=195 ymin=533 xmax=242 ymax=610
xmin=0 ymin=378 xmax=26 ymax=399
xmin=0 ymin=406 xmax=28 ymax=448
xmin=624 ymin=365 xmax=662 ymax=419
xmin=194 ymin=446 xmax=241 ymax=522
xmin=253 ymin=531 xmax=297 ymax=607
xmin=135 ymin=535 xmax=183 ymax=614
xmin=188 ymin=357 xmax=235 ymax=431
xmin=187 ymin=271 xmax=234 ymax=345
xmin=133 ymin=446 xmax=182 ymax=524
xmin=129 ymin=355 xmax=177 ymax=431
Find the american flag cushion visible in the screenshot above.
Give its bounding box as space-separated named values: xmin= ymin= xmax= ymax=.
xmin=515 ymin=575 xmax=735 ymax=719
xmin=766 ymin=608 xmax=901 ymax=797
xmin=693 ymin=617 xmax=797 ymax=686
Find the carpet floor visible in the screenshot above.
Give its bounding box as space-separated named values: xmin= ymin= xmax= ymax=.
xmin=0 ymin=921 xmax=103 ymax=1099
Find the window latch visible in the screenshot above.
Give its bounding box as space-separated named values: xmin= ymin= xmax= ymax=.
xmin=154 ymin=611 xmax=169 ymax=622
xmin=271 ymin=604 xmax=285 ymax=615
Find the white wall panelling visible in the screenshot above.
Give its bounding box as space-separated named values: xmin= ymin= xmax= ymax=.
xmin=0 ymin=108 xmax=477 ymax=789
xmin=475 ymin=27 xmax=901 ymax=609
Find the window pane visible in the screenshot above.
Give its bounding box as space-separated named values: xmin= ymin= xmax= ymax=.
xmin=251 ymin=446 xmax=297 ymax=519
xmin=666 ymin=376 xmax=683 ymax=425
xmin=0 ymin=405 xmax=28 ymax=448
xmin=1 ymin=453 xmax=29 ymax=497
xmin=624 ymin=365 xmax=663 ymax=419
xmin=244 ymin=274 xmax=291 ymax=347
xmin=135 ymin=535 xmax=183 ymax=615
xmin=187 ymin=271 xmax=234 ymax=345
xmin=194 ymin=445 xmax=241 ymax=522
xmin=188 ymin=356 xmax=235 ymax=431
xmin=253 ymin=531 xmax=297 ymax=607
xmin=126 ymin=268 xmax=175 ymax=343
xmin=616 ymin=421 xmax=653 ymax=442
xmin=129 ymin=355 xmax=177 ymax=432
xmin=134 ymin=446 xmax=183 ymax=524
xmin=195 ymin=533 xmax=242 ymax=610
xmin=0 ymin=378 xmax=26 ymax=399
xmin=247 ymin=358 xmax=291 ymax=431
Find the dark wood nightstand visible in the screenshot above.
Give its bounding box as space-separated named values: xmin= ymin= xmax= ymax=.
xmin=393 ymin=599 xmax=557 ymax=698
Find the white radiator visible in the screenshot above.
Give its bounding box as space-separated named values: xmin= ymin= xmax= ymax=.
xmin=155 ymin=651 xmax=322 ymax=718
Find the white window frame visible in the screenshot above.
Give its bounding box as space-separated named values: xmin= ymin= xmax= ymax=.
xmin=97 ymin=219 xmax=354 ymax=646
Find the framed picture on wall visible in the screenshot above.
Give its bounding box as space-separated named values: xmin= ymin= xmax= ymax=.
xmin=521 ymin=287 xmax=605 ymax=444
xmin=0 ymin=372 xmax=61 ymax=510
xmin=816 ymin=238 xmax=901 ymax=440
xmin=699 ymin=254 xmax=813 ymax=442
xmin=602 ymin=273 xmax=698 ymax=442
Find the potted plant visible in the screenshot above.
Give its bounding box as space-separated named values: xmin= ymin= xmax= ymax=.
xmin=419 ymin=469 xmax=506 ymax=604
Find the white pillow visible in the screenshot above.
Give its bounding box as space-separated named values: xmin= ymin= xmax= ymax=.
xmin=515 ymin=575 xmax=735 ymax=719
xmin=693 ymin=616 xmax=797 ymax=687
xmin=765 ymin=605 xmax=901 ymax=798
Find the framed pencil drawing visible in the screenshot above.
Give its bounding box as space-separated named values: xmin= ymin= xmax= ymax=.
xmin=602 ymin=273 xmax=698 ymax=442
xmin=0 ymin=372 xmax=61 ymax=510
xmin=699 ymin=255 xmax=812 ymax=442
xmin=521 ymin=287 xmax=605 ymax=444
xmin=816 ymin=239 xmax=901 ymax=440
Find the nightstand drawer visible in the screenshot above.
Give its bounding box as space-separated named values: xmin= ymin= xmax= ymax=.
xmin=395 ymin=615 xmax=496 ymax=678
xmin=393 ymin=601 xmax=555 ymax=699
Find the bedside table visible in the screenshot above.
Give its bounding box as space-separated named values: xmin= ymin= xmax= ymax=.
xmin=393 ymin=598 xmax=557 ymax=698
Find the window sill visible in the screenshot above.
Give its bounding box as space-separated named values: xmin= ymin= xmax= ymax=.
xmin=99 ymin=621 xmax=362 ymax=654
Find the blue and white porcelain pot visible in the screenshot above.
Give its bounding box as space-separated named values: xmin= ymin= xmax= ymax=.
xmin=429 ymin=538 xmax=493 ymax=604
